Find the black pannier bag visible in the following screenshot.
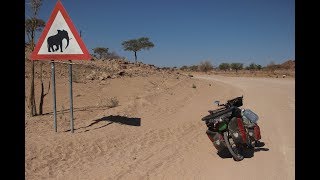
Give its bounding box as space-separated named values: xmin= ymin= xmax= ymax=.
xmin=227 ymin=96 xmax=243 ymax=107
xmin=206 ymin=130 xmax=226 ymax=151
xmin=247 ymin=125 xmax=261 ymax=141
xmin=202 ymin=108 xmax=232 ymax=127
xmin=228 ymin=117 xmax=247 ymax=144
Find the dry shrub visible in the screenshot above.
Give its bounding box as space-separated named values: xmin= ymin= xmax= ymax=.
xmin=72 ymin=70 xmax=81 ymax=83
xmin=198 ymin=61 xmax=213 ymax=72
xmin=108 ymin=97 xmax=119 ymax=108
xmin=99 ymin=97 xmax=119 ymax=108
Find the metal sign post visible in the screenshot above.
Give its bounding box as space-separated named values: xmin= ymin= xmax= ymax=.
xmin=69 ymin=60 xmax=74 ymax=133
xmin=30 ymin=1 xmax=91 ymax=133
xmin=51 ymin=60 xmax=57 ymax=132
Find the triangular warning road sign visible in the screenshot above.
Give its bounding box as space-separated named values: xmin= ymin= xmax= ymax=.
xmin=30 ymin=0 xmax=91 ymax=60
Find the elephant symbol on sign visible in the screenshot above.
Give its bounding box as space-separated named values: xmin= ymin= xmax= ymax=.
xmin=47 ymin=29 xmax=70 ymax=52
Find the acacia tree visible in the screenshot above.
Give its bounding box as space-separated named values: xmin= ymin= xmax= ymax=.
xmin=219 ymin=63 xmax=230 ymax=72
xmin=245 ymin=63 xmax=257 ymax=71
xmin=256 ymin=64 xmax=262 ymax=70
xmin=248 ymin=63 xmax=262 ymax=71
xmin=121 ymin=37 xmax=154 ymax=63
xmin=230 ymin=63 xmax=243 ymax=73
xmin=25 ymin=0 xmax=45 ymax=116
xmin=93 ymin=47 xmax=109 ymax=59
xmin=26 ymin=18 xmax=47 ymax=115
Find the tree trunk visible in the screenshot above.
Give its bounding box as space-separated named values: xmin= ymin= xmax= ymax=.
xmin=29 ymin=34 xmax=37 ymax=116
xmin=29 ymin=60 xmax=37 ymax=116
xmin=39 ymin=62 xmax=44 ymax=115
xmin=39 ymin=80 xmax=44 ymax=115
xmin=134 ymin=51 xmax=137 ymax=63
xmin=27 ymin=0 xmax=44 ymax=117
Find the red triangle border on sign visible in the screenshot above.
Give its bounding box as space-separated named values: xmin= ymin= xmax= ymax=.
xmin=30 ymin=0 xmax=91 ymax=60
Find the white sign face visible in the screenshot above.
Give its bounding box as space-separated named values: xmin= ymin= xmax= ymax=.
xmin=38 ymin=11 xmax=83 ymax=55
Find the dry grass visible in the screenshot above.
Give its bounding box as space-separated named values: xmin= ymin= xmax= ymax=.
xmin=208 ymin=69 xmax=295 ymax=78
xmin=98 ymin=97 xmax=119 ymax=108
xmin=72 ymin=70 xmax=81 ymax=83
xmin=107 ymin=97 xmax=119 ymax=108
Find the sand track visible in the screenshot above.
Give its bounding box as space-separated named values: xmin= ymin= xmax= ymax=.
xmin=25 ymin=74 xmax=294 ymax=179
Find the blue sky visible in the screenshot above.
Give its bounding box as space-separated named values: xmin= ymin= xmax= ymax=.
xmin=25 ymin=0 xmax=295 ymax=67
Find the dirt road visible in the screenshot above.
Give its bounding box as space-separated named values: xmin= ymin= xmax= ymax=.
xmin=194 ymin=75 xmax=295 ymax=180
xmin=25 ymin=74 xmax=295 ymax=180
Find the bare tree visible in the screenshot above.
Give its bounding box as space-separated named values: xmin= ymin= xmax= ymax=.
xmin=266 ymin=61 xmax=281 ymax=74
xmin=25 ymin=0 xmax=44 ymax=116
xmin=38 ymin=65 xmax=51 ymax=115
xmin=198 ymin=61 xmax=214 ymax=72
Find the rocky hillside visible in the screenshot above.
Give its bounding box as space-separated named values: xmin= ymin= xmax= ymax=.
xmin=25 ymin=58 xmax=182 ymax=82
xmin=280 ymin=60 xmax=295 ymax=70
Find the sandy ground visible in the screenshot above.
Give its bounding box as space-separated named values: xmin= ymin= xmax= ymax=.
xmin=25 ymin=73 xmax=294 ymax=180
xmin=195 ymin=75 xmax=295 ymax=180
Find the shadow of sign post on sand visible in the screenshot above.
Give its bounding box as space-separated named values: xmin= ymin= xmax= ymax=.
xmin=100 ymin=115 xmax=141 ymax=126
xmin=66 ymin=115 xmax=141 ymax=132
